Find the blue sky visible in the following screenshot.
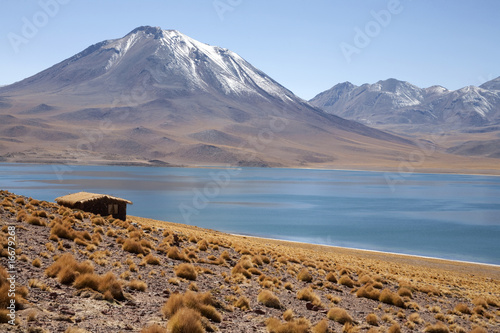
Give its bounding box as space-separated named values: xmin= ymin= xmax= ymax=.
xmin=1 ymin=0 xmax=499 ymax=99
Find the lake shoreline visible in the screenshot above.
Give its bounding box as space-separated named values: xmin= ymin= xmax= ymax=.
xmin=228 ymin=232 xmax=500 ymax=268
xmin=2 ymin=160 xmax=500 ymax=177
xmin=129 ymin=215 xmax=500 ymax=280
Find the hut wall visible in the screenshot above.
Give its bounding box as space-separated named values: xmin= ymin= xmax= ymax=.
xmin=79 ymin=198 xmax=127 ymax=221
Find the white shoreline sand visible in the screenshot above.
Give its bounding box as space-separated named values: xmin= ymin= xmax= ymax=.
xmin=229 ymin=233 xmax=500 ymax=268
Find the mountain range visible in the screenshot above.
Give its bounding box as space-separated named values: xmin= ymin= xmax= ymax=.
xmin=309 ymin=77 xmax=500 ymax=131
xmin=0 ymin=26 xmax=498 ymax=172
xmin=310 ymin=78 xmax=500 ymax=159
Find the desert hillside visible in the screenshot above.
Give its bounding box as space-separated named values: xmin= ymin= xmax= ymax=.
xmin=0 ymin=190 xmax=499 ymax=332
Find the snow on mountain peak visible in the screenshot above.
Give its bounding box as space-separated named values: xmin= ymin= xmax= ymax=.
xmin=101 ymin=26 xmax=291 ymax=100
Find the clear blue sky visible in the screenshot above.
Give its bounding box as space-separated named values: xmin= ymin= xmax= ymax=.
xmin=1 ymin=0 xmax=499 ymax=99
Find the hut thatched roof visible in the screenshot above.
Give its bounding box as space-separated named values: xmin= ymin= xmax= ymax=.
xmin=55 ymin=192 xmax=133 ymax=206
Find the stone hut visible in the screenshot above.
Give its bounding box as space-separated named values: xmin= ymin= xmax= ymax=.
xmin=55 ymin=192 xmax=132 ymax=221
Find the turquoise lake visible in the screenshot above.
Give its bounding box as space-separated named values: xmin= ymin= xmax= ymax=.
xmin=1 ymin=163 xmax=499 ymax=265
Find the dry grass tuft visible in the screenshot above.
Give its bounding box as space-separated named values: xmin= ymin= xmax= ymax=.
xmin=454 ymin=303 xmax=471 ymax=314
xmin=379 ymin=288 xmax=405 ymax=308
xmin=258 ymin=290 xmax=282 ymax=309
xmin=166 ymin=308 xmax=204 ymax=333
xmin=387 ymin=323 xmax=402 ymax=333
xmin=231 ymin=263 xmax=252 ymax=279
xmin=325 ymin=272 xmax=337 ymax=283
xmin=265 ymin=317 xmax=310 ymax=333
xmin=50 ymin=222 xmax=76 ymax=240
xmin=397 ymin=286 xmax=413 ymax=298
xmin=472 ymin=296 xmax=488 ymax=308
xmin=161 ymin=291 xmax=222 ymax=324
xmin=338 ymin=275 xmax=355 ymax=288
xmin=162 ymin=293 xmax=185 ymax=318
xmin=122 ymin=239 xmax=146 ymax=255
xmin=234 ymin=296 xmax=250 ymax=311
xmin=469 ymin=327 xmax=487 ymax=333
xmin=140 ymin=324 xmax=167 ymax=333
xmin=73 ymin=271 xmax=125 ymax=301
xmin=283 ymin=309 xmax=294 ymax=321
xmin=419 ymin=285 xmax=441 ymax=296
xmin=64 ymin=327 xmax=91 ymax=333
xmin=342 ymin=322 xmax=360 ymax=333
xmin=32 ymin=258 xmax=42 ymax=267
xmin=26 ymin=215 xmax=45 ymax=226
xmin=73 ymin=273 xmax=100 ymax=291
xmin=174 ymin=263 xmax=198 ymax=280
xmin=423 ymin=322 xmax=449 ymax=333
xmin=312 ymin=318 xmax=329 ymax=333
xmin=327 ymin=307 xmax=353 ymax=324
xmin=129 ymin=279 xmax=148 ymax=291
xmin=297 ymin=268 xmax=313 ymax=282
xmin=356 ymin=284 xmax=381 ymax=300
xmin=408 ymin=313 xmax=423 ymax=324
xmin=142 ymin=253 xmax=160 ymax=265
xmin=366 ymin=313 xmax=379 ymax=326
xmin=297 ymin=287 xmax=322 ymax=307
xmin=45 ymin=253 xmax=94 ymax=285
xmin=167 ymin=246 xmax=190 ymax=262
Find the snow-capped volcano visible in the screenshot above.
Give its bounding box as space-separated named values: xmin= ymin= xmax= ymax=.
xmin=4 ymin=26 xmax=295 ymax=104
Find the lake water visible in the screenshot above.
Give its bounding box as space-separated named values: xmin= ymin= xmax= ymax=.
xmin=1 ymin=163 xmax=499 ymax=265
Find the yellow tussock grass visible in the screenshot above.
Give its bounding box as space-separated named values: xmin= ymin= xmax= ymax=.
xmin=122 ymin=239 xmax=146 ymax=255
xmin=312 ymin=318 xmax=329 ymax=333
xmin=167 ymin=308 xmax=204 ymax=333
xmin=297 ymin=268 xmax=313 ymax=282
xmin=234 ymin=296 xmax=250 ymax=310
xmin=265 ymin=317 xmax=310 ymax=333
xmin=140 ymin=323 xmax=167 ymax=333
xmin=338 ymin=275 xmax=355 ymax=288
xmin=258 ymin=290 xmax=281 ymax=309
xmin=297 ymin=287 xmax=322 ymax=307
xmin=387 ymin=323 xmax=402 ymax=333
xmin=379 ymin=288 xmax=405 ymax=308
xmin=356 ymin=284 xmax=380 ymax=300
xmin=174 ymin=263 xmax=197 ymax=280
xmin=423 ymin=322 xmax=449 ymax=333
xmin=45 ymin=253 xmax=94 ymax=285
xmin=366 ymin=313 xmax=379 ymax=326
xmin=327 ymin=307 xmax=352 ymax=324
xmin=129 ymin=279 xmax=147 ymax=291
xmin=161 ymin=291 xmax=222 ymax=324
xmin=454 ymin=303 xmax=471 ymax=314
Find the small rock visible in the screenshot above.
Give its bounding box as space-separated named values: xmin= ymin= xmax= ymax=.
xmin=253 ymin=309 xmax=265 ymax=315
xmin=61 ymin=309 xmax=75 ymax=316
xmin=125 ymin=300 xmax=137 ymax=307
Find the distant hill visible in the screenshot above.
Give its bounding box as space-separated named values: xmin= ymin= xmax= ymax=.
xmin=310 ymin=78 xmax=500 ymax=130
xmin=310 ymin=78 xmax=500 ymax=160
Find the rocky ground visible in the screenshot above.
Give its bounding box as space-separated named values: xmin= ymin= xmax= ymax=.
xmin=0 ymin=190 xmax=499 ymax=332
